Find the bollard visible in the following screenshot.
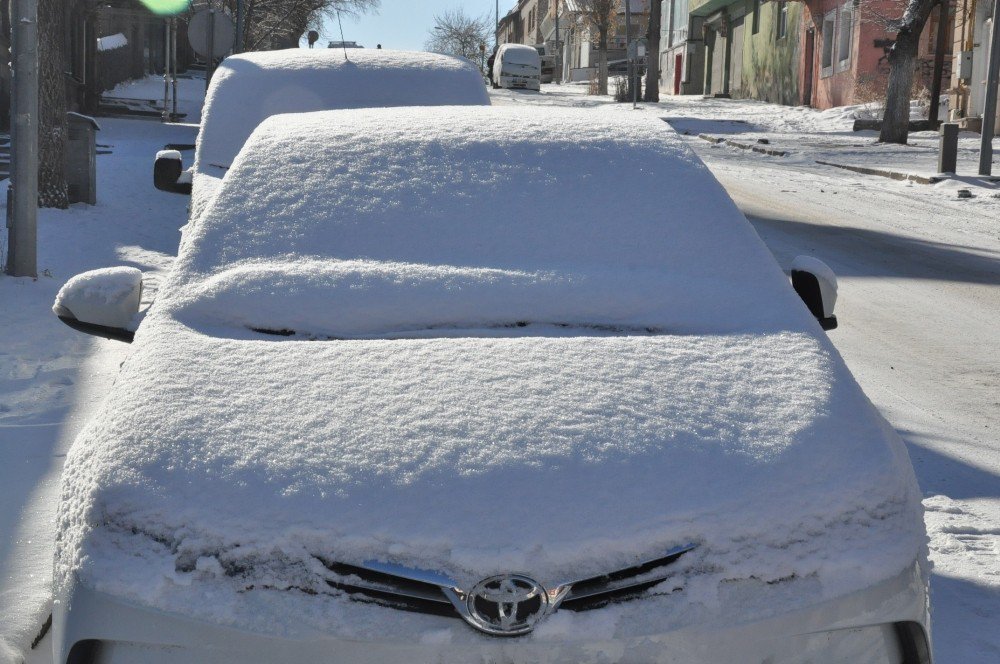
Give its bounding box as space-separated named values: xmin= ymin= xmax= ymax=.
xmin=939 ymin=122 xmax=959 ymax=174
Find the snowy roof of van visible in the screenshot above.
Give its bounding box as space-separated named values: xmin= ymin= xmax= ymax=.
xmin=194 ymin=49 xmax=489 ymax=172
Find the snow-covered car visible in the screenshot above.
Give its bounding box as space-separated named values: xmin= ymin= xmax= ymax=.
xmin=153 ymin=48 xmax=490 ymax=223
xmin=53 ymin=107 xmax=930 ymax=663
xmin=493 ymin=44 xmax=542 ymax=91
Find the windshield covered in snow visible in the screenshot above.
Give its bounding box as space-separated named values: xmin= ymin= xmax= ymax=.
xmin=501 ymin=46 xmax=541 ymax=67
xmin=168 ymin=106 xmax=813 ymax=338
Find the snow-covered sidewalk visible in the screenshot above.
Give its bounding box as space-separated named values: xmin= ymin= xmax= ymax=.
xmin=0 ymin=118 xmax=196 ymax=662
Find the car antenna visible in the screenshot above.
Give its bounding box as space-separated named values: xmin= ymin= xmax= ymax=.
xmin=336 ymin=10 xmax=350 ymax=62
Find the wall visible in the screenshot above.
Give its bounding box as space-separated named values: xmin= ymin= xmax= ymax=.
xmin=736 ymin=0 xmax=802 ymax=105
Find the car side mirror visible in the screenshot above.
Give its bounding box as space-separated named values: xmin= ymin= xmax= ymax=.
xmin=52 ymin=267 xmax=143 ymax=343
xmin=790 ymin=256 xmax=838 ymax=330
xmin=154 ymin=150 xmax=192 ymax=195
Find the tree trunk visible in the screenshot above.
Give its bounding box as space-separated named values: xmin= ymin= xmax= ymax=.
xmin=38 ymin=0 xmax=69 ymax=208
xmin=879 ymin=0 xmax=937 ymax=144
xmin=598 ymin=28 xmax=608 ymax=94
xmin=644 ymin=0 xmax=662 ymax=102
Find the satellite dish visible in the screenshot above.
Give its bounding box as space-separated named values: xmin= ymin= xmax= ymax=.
xmin=188 ymin=8 xmax=236 ymax=60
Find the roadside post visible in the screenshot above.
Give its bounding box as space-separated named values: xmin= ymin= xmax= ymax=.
xmin=5 ymin=0 xmax=39 ymax=278
xmin=939 ymin=123 xmax=959 ymax=174
xmin=979 ymin=0 xmax=1000 ymax=175
xmin=206 ymin=8 xmax=216 ymax=90
xmin=555 ymin=0 xmax=560 ymax=84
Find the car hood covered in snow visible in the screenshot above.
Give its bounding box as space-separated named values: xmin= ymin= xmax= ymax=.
xmin=56 ymin=107 xmax=925 ymax=636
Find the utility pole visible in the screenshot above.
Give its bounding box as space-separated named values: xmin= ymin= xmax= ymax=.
xmin=555 ymin=0 xmax=561 ymax=84
xmin=979 ymin=0 xmax=1000 ymax=175
xmin=5 ymin=0 xmax=40 ymax=278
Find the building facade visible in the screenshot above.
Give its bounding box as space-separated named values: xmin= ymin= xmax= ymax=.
xmin=661 ymin=0 xmax=954 ymax=111
xmin=949 ymin=0 xmax=1000 ymax=132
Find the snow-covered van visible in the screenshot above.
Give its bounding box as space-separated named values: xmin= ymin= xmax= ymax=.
xmin=53 ymin=107 xmax=929 ymax=663
xmin=492 ymin=44 xmax=542 ymax=91
xmin=153 ymin=48 xmax=490 ymax=223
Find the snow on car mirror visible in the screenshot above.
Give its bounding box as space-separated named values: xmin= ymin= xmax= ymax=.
xmin=790 ymin=256 xmax=838 ymax=331
xmin=52 ymin=267 xmax=143 ymax=343
xmin=153 ymin=150 xmax=192 ymax=195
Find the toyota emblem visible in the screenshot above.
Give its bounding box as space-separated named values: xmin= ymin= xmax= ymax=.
xmin=463 ymin=574 xmax=549 ymax=636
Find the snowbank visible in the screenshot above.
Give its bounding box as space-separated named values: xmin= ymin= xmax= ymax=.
xmin=55 ymin=106 xmax=926 ymax=639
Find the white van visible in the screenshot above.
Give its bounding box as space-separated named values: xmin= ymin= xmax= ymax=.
xmin=493 ymin=44 xmax=541 ymax=91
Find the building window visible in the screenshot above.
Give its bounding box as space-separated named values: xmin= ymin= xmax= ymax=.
xmin=752 ymin=0 xmax=760 ymax=34
xmin=836 ymin=3 xmax=853 ymax=70
xmin=670 ymin=0 xmax=689 ymax=45
xmin=776 ymin=2 xmax=788 ymax=40
xmin=821 ymin=10 xmax=836 ymax=76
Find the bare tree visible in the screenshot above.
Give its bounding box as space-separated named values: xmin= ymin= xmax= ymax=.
xmin=644 ymin=0 xmax=661 ymax=102
xmin=425 ymin=8 xmax=492 ymax=72
xmin=37 ymin=0 xmax=71 ymax=209
xmin=866 ymin=0 xmax=939 ymax=144
xmin=204 ymin=0 xmax=379 ymax=52
xmin=576 ymin=0 xmax=617 ymax=95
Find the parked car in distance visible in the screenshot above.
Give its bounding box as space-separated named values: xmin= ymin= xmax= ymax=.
xmin=492 ymin=44 xmax=541 ymax=91
xmin=153 ymin=48 xmax=490 ymax=223
xmin=55 ymin=106 xmax=929 ymax=663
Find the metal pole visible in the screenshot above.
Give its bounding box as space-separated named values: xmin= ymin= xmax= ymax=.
xmin=171 ymin=18 xmax=179 ymax=120
xmin=206 ymin=7 xmax=216 ymax=92
xmin=235 ymin=0 xmax=245 ymax=53
xmin=5 ymin=0 xmax=39 ymax=278
xmin=979 ymin=0 xmax=1000 ymax=175
xmin=162 ymin=19 xmax=171 ymax=122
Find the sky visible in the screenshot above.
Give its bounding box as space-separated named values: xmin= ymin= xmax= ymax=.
xmin=314 ymin=1 xmax=504 ymax=51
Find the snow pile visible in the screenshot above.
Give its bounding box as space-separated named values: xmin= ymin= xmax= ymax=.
xmin=54 ymin=107 xmax=926 ymax=638
xmin=97 ymin=33 xmax=128 ymax=52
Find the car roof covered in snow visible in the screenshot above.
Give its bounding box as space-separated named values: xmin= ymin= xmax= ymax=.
xmin=194 ymin=49 xmax=490 ymax=173
xmin=175 ymin=105 xmax=811 ymax=337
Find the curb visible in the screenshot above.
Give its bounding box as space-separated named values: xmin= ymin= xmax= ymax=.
xmin=814 ymin=160 xmax=943 ymax=185
xmin=697 ymin=134 xmax=789 ymax=157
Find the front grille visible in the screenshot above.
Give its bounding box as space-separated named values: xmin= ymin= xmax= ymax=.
xmin=315 ymin=543 xmax=697 ymax=622
xmin=559 ymin=546 xmax=693 ymax=611
xmin=319 ymin=559 xmax=455 ymax=616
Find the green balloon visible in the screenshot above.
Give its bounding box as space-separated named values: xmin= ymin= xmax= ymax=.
xmin=138 ymin=0 xmax=190 ymax=16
